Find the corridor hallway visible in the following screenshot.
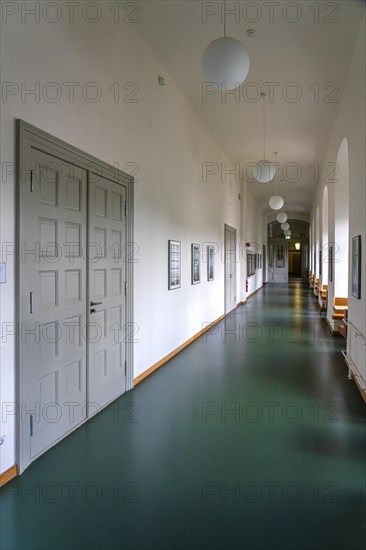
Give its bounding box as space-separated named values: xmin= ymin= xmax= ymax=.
xmin=1 ymin=282 xmax=365 ymax=550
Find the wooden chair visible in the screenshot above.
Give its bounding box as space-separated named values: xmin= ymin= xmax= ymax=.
xmin=321 ymin=284 xmax=328 ymax=299
xmin=314 ymin=278 xmax=319 ymax=295
xmin=319 ymin=289 xmax=327 ymax=316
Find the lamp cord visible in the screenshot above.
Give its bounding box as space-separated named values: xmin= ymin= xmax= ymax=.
xmin=262 ymin=93 xmax=266 ymax=160
xmin=275 ymin=152 xmax=278 ymax=193
xmin=224 ymin=1 xmax=227 ymax=37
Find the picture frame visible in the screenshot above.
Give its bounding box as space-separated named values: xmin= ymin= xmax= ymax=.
xmin=207 ymin=245 xmax=215 ymax=281
xmin=191 ymin=243 xmax=200 ymax=285
xmin=168 ymin=240 xmax=181 ymax=290
xmin=319 ymin=250 xmax=322 ymax=276
xmin=329 ymin=245 xmax=333 ymax=282
xmin=351 ymin=235 xmax=361 ymax=299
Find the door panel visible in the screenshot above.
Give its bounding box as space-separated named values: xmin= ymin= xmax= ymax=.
xmin=88 ymin=175 xmax=127 ymax=411
xmin=20 ymin=148 xmax=88 ymax=460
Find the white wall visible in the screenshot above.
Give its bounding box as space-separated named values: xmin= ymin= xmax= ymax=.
xmin=241 ymin=183 xmax=264 ymax=298
xmin=0 ymin=10 xmax=256 ymax=473
xmin=310 ymin=15 xmax=365 ymax=346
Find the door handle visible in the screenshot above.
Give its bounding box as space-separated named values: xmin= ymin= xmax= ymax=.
xmin=90 ymin=301 xmax=103 ymax=307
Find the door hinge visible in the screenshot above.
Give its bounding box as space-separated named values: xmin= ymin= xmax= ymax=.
xmin=30 ymin=170 xmax=34 ymax=192
xmin=124 ymin=361 xmax=127 ymax=376
xmin=124 ymin=281 xmax=127 ymax=297
xmin=30 ymin=415 xmax=33 ymax=437
xmin=124 ymin=201 xmax=128 ymax=217
xmin=30 ymin=291 xmax=34 ymax=314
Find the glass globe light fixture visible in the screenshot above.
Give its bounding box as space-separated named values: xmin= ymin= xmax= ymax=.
xmin=202 ymin=37 xmax=250 ymax=90
xmin=269 ymin=195 xmax=284 ymax=210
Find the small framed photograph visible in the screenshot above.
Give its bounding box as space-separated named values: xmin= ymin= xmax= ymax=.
xmin=351 ymin=235 xmax=361 ymax=299
xmin=168 ymin=240 xmax=181 ymax=290
xmin=191 ymin=244 xmax=200 ymax=285
xmin=207 ymin=245 xmax=215 ymax=281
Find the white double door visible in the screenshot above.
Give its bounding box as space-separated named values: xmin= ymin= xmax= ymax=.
xmin=20 ymin=148 xmax=127 ymax=467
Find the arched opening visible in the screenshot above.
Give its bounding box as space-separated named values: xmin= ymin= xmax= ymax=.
xmin=321 ymin=186 xmax=329 ymax=286
xmin=334 ymin=138 xmax=349 ymax=297
xmin=267 ymin=220 xmax=309 ymax=283
xmin=315 ymin=207 xmax=320 ymax=280
xmin=309 ymin=224 xmax=312 ymax=275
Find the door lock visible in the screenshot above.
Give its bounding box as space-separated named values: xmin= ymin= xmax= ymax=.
xmin=90 ymin=308 xmax=96 ymax=314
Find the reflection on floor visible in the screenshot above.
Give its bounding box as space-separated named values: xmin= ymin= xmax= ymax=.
xmin=1 ymin=282 xmax=365 ymax=550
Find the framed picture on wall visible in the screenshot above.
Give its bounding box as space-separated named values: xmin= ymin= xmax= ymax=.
xmin=207 ymin=245 xmax=215 ymax=281
xmin=191 ymin=243 xmax=200 ymax=285
xmin=319 ymin=250 xmax=322 ymax=276
xmin=351 ymin=235 xmax=361 ymax=299
xmin=168 ymin=240 xmax=181 ymax=290
xmin=328 ymin=245 xmax=333 ymax=282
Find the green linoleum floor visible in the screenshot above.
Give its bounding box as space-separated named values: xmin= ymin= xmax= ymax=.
xmin=1 ymin=282 xmax=365 ymax=550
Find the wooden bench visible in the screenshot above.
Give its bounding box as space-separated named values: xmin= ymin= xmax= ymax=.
xmin=332 ymin=297 xmax=348 ymax=320
xmin=314 ymin=278 xmax=319 ymax=295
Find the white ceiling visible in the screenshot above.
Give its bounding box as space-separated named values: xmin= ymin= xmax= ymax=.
xmin=134 ymin=1 xmax=364 ymax=214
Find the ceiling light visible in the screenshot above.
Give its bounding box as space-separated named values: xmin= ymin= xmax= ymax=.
xmin=269 ymin=195 xmax=284 ymax=210
xmin=202 ymin=2 xmax=249 ymax=90
xmin=295 ymin=243 xmax=301 ymax=250
xmin=277 ymin=212 xmax=288 ymax=224
xmin=254 ymin=93 xmax=276 ymax=183
xmin=281 ymin=222 xmax=290 ymax=230
xmin=284 ymin=229 xmax=291 ymax=236
xmin=269 ymin=152 xmax=284 ymax=209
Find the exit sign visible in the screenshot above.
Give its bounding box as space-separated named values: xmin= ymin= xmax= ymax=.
xmin=285 ymin=236 xmax=290 ymax=240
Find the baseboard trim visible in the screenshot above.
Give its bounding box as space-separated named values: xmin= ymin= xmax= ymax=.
xmin=247 ymin=286 xmax=263 ymax=300
xmin=134 ymin=314 xmax=225 ymax=386
xmin=0 ymin=465 xmax=17 ymax=487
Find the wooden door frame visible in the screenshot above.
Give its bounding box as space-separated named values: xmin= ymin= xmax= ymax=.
xmin=224 ymin=224 xmax=237 ymax=314
xmin=16 ymin=120 xmax=134 ymax=473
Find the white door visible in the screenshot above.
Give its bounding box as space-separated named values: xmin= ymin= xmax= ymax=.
xmin=87 ymin=175 xmax=127 ymax=411
xmin=225 ymin=225 xmax=237 ymax=313
xmin=20 ymin=148 xmax=88 ymax=463
xmin=18 ymin=123 xmax=132 ymax=472
xmin=273 ymin=243 xmax=288 ymax=283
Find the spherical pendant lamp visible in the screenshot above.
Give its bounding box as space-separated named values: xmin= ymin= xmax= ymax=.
xmin=269 ymin=195 xmax=284 ymax=210
xmin=277 ymin=212 xmax=287 ymax=224
xmin=284 ymin=229 xmax=291 ymax=236
xmin=253 ymin=160 xmax=276 ymax=184
xmin=281 ymin=222 xmax=290 ymax=230
xmin=253 ymin=93 xmax=276 ymax=183
xmin=202 ymin=37 xmax=250 ymax=90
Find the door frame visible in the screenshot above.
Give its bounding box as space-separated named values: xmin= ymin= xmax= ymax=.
xmin=16 ymin=120 xmax=134 ymax=473
xmin=224 ymin=224 xmax=237 ymax=314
